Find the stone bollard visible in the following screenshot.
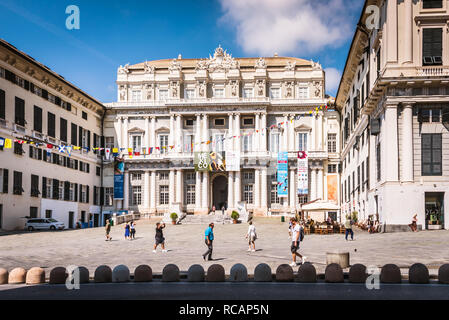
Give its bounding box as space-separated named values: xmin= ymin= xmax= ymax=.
xmin=349 ymin=264 xmax=368 ymax=283
xmin=162 ymin=264 xmax=180 ymax=282
xmin=66 ymin=266 xmax=90 ymax=284
xmin=230 ymin=264 xmax=248 ymax=282
xmin=206 ymin=264 xmax=225 ymax=282
xmin=326 ymin=251 xmax=350 ymax=269
xmin=297 ymin=263 xmax=317 ymax=283
xmin=187 ymin=264 xmax=205 ymax=282
xmin=254 ymin=264 xmax=272 ymax=282
xmin=8 ymin=268 xmax=27 ymax=284
xmin=409 ymin=263 xmax=429 ymax=284
xmin=325 ymin=263 xmax=344 ymax=283
xmin=438 ymin=264 xmax=449 ymax=284
xmin=380 ymin=264 xmax=401 ymax=284
xmin=94 ymin=265 xmax=112 ymax=283
xmin=113 ymin=265 xmax=130 ymax=283
xmin=276 ymin=264 xmax=294 ymax=282
xmin=49 ymin=267 xmax=68 ymax=284
xmin=26 ymin=267 xmax=45 ymax=285
xmin=0 ymin=268 xmax=9 ymax=285
xmin=134 ymin=265 xmax=152 ymax=282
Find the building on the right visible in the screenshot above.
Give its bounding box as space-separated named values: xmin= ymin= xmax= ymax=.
xmin=336 ymin=0 xmax=449 ymax=231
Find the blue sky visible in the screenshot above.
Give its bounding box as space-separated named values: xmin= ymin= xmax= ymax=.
xmin=0 ymin=0 xmax=364 ymax=102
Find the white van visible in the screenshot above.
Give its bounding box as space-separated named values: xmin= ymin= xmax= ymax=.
xmin=25 ymin=218 xmax=65 ymax=231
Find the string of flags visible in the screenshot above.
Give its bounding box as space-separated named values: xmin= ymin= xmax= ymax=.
xmin=0 ymin=104 xmax=333 ymax=158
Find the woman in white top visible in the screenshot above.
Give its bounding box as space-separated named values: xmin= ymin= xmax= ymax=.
xmin=246 ymin=221 xmax=257 ymax=252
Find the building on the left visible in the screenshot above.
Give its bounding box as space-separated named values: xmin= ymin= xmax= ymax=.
xmin=0 ymin=39 xmax=106 ymax=231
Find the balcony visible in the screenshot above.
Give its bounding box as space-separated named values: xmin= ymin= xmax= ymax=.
xmin=416 ymin=66 xmax=449 ymax=76
xmin=382 ymin=65 xmax=449 ymax=78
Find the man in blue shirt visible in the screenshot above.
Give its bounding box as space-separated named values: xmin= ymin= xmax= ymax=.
xmin=202 ymin=223 xmax=214 ymax=261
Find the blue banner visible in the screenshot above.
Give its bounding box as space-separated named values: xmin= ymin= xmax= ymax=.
xmin=277 ymin=152 xmax=288 ymax=198
xmin=114 ymin=174 xmax=124 ymax=200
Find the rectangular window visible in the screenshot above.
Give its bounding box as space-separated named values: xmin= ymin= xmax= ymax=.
xmin=160 ymin=185 xmax=169 ymax=205
xmin=298 ymin=87 xmax=308 ymax=99
xmin=423 ymin=28 xmax=443 ymax=66
xmin=214 ymin=118 xmax=225 ymax=126
xmin=105 ymin=187 xmax=113 ymax=206
xmin=423 ymin=0 xmax=443 ymax=9
xmin=420 ymin=108 xmax=441 ymax=123
xmin=244 ymin=184 xmax=254 ymax=204
xmin=328 ymin=164 xmax=337 ymax=174
xmin=30 ymin=207 xmax=38 ymax=219
xmin=0 ymin=169 xmax=8 ymax=194
xmin=270 ymin=184 xmax=280 ymax=204
xmin=242 ymin=135 xmax=253 ymax=153
xmin=15 ymin=97 xmax=25 ymax=126
xmin=14 ymin=141 xmax=24 ymax=156
xmin=298 ymin=133 xmax=308 ymax=152
xmin=185 ymin=89 xmax=195 ymax=100
xmin=270 ymin=133 xmax=280 ymax=153
xmin=33 ymin=106 xmax=42 ymax=133
xmin=132 ymin=186 xmax=142 ymax=206
xmin=132 ymin=173 xmax=142 ymax=181
xmin=131 ymin=135 xmax=142 ymax=152
xmin=214 ymin=134 xmax=224 ymax=153
xmin=131 ymin=90 xmax=141 ymax=102
xmin=45 ymin=210 xmax=52 ymax=219
xmin=328 ymin=133 xmax=337 ymax=153
xmin=214 ymin=88 xmax=224 ymax=98
xmin=105 ymin=137 xmax=114 ymax=149
xmin=186 ymin=185 xmax=195 ymax=205
xmin=243 ymin=88 xmax=253 ymax=98
xmin=184 ymin=134 xmax=194 ymax=153
xmin=159 ymin=172 xmax=169 ymax=180
xmin=242 ymin=117 xmax=254 ymax=126
xmin=82 ymin=111 xmax=88 ymax=120
xmin=60 ymin=118 xmax=67 ymax=142
xmin=361 ymin=162 xmax=365 ymax=192
xmin=298 ymin=195 xmax=309 ymax=205
xmin=158 ymin=89 xmax=168 ymax=100
xmin=47 ymin=112 xmax=55 ymax=138
xmin=159 ymin=135 xmax=168 ymax=154
xmin=0 ymin=89 xmax=5 ymax=120
xmin=31 ymin=174 xmax=39 ymax=197
xmin=422 ymin=134 xmax=442 ymax=176
xmin=270 ymin=87 xmax=280 ymax=99
xmin=13 ymin=171 xmax=23 ymax=195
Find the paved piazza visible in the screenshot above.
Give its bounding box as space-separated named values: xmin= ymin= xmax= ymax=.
xmin=1 ymin=218 xmax=449 ymax=276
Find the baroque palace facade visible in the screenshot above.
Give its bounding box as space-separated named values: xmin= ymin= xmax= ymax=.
xmin=103 ymin=47 xmax=340 ymax=219
xmin=337 ymin=0 xmax=449 ymax=231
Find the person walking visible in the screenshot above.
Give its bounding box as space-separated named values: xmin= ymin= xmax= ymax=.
xmin=290 ymin=218 xmax=306 ymax=267
xmin=105 ymin=220 xmax=112 ymax=241
xmin=124 ymin=222 xmax=130 ymax=240
xmin=345 ymin=216 xmax=354 ymax=241
xmin=153 ymin=222 xmax=167 ymax=253
xmin=246 ymin=221 xmax=257 ymax=252
xmin=409 ymin=214 xmax=418 ymax=232
xmin=130 ymin=221 xmax=136 ymax=240
xmin=202 ymin=223 xmax=214 ymax=261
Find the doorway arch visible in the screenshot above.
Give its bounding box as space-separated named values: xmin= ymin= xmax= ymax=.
xmin=212 ymin=174 xmax=228 ymax=211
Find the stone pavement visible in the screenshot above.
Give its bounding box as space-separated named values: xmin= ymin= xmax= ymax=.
xmin=1 ymin=217 xmax=448 ymax=276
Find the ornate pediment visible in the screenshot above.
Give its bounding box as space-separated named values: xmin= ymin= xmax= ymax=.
xmin=285 ymin=61 xmax=296 ymax=71
xmin=168 ymin=59 xmax=182 ymax=72
xmin=255 ymin=57 xmax=267 ymax=69
xmin=144 ymin=61 xmax=155 ymax=74
xmin=118 ymin=64 xmax=130 ymax=74
xmin=295 ymin=124 xmax=312 ymax=132
xmin=196 ymin=45 xmax=240 ymax=73
xmin=128 ymin=127 xmax=145 ymax=133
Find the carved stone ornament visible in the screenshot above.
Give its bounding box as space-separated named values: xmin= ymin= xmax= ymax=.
xmin=146 ymin=84 xmax=153 ymax=100
xmin=285 ymin=61 xmax=296 ymax=71
xmin=144 ymin=61 xmax=155 ymax=74
xmin=171 ymin=81 xmax=179 ymax=97
xmin=118 ymin=64 xmax=130 ymax=74
xmin=119 ymin=85 xmax=127 ymax=101
xmin=257 ymin=80 xmax=265 ymax=96
xmin=168 ymin=59 xmax=182 ymax=72
xmin=201 ymin=45 xmax=240 ymax=73
xmin=231 ymin=81 xmax=239 ymax=97
xmin=255 ymin=57 xmax=267 ymax=69
xmin=314 ymin=81 xmax=322 ymax=97
xmin=285 ymin=82 xmax=293 ymax=98
xmin=311 ymin=60 xmax=322 ymax=70
xmin=198 ymin=81 xmax=207 ymax=97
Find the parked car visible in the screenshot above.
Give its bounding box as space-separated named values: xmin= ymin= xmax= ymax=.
xmin=25 ymin=218 xmax=65 ymax=231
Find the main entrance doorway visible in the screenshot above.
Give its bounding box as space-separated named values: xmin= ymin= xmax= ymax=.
xmin=212 ymin=175 xmax=228 ymax=211
xmin=425 ymin=192 xmax=445 ymax=230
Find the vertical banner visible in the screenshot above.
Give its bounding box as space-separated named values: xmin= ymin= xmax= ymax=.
xmin=226 ymin=151 xmax=241 ymax=172
xmin=297 ymin=151 xmax=309 ymax=195
xmin=114 ymin=158 xmax=125 ymax=200
xmin=277 ymin=151 xmax=288 ymax=198
xmin=194 ymin=152 xmax=211 ymax=172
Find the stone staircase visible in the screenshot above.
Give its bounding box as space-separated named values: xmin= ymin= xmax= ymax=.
xmin=179 ymin=213 xmax=233 ymax=225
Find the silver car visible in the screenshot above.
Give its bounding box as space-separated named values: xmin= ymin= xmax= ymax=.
xmin=25 ymin=218 xmax=65 ymax=231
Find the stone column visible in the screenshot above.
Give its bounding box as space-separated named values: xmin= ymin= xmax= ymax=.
xmin=169 ymin=170 xmax=175 ymax=207
xmin=254 ymin=113 xmax=260 ymax=152
xmin=195 ymin=114 xmax=201 ymax=152
xmin=403 ymin=0 xmax=413 ymax=64
xmin=283 ymin=114 xmax=288 ymax=152
xmin=387 ymin=0 xmax=398 ymax=62
xmin=123 ymin=117 xmax=129 ymax=151
xmin=261 ymin=113 xmax=267 ymax=153
xmin=318 ymin=113 xmax=323 ymax=151
xmin=261 ymin=168 xmax=268 ymax=211
xmin=235 ymin=171 xmax=241 ymax=205
xmin=150 ymin=117 xmax=156 ymax=150
xmin=117 ymin=116 xmax=122 ymax=151
xmin=169 ymin=115 xmax=175 ymax=151
xmin=254 ymin=169 xmax=261 ymax=208
xmin=150 ymin=171 xmax=156 ymax=213
xmin=385 ymin=104 xmax=399 ymax=182
xmin=228 ymin=172 xmax=235 ymax=210
xmin=289 ymin=168 xmax=296 ymax=211
xmin=144 ymin=116 xmax=150 ymax=150
xmin=176 ymin=170 xmax=183 ymax=204
xmin=311 ymin=115 xmax=316 ymax=151
xmin=176 ymin=114 xmax=182 ymax=153
xmin=317 ymin=168 xmax=323 ymax=200
xmin=234 ymin=113 xmax=240 ymax=152
xmin=202 ymin=115 xmax=209 ymax=152
xmin=402 ymin=104 xmax=414 ymax=182
xmin=124 ymin=171 xmax=129 ymax=210
xmin=195 ymin=171 xmax=202 ymax=210
xmin=310 ymin=168 xmax=317 ymax=201
xmin=288 ymin=115 xmax=295 ymax=152
xmin=202 ymin=172 xmax=209 ymax=210
xmin=228 ymin=113 xmax=234 ymax=151
xmin=144 ymin=171 xmax=150 ymax=211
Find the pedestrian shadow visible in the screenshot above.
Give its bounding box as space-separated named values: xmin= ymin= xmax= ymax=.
xmin=209 ymin=258 xmax=226 ymax=261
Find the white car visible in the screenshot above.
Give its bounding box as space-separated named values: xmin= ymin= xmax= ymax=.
xmin=25 ymin=218 xmax=65 ymax=231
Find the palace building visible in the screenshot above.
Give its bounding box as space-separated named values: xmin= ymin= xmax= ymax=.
xmin=0 ymin=39 xmax=105 ymax=230
xmin=103 ymin=46 xmax=340 ymax=220
xmin=337 ymin=0 xmax=449 ymax=231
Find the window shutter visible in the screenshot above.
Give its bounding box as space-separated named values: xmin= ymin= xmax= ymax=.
xmin=29 ymin=146 xmax=34 ymax=158
xmin=79 ymin=126 xmax=83 ymax=148
xmin=0 ymin=89 xmax=6 ymax=120
xmin=79 ymin=184 xmax=82 ymax=202
xmin=15 ymin=97 xmax=25 ymax=126
xmin=86 ymin=186 xmax=90 ymax=203
xmin=66 ymin=102 xmax=71 ymax=112
xmin=48 ymin=112 xmax=55 ymax=138
xmin=53 ymin=179 xmax=59 ymax=200
xmin=71 ymin=123 xmax=78 ymax=146
xmin=38 ymin=149 xmax=42 ymax=161
xmin=442 ymin=107 xmax=449 ymax=123
xmin=75 ymin=160 xmax=78 ymax=170
xmin=63 ymin=156 xmax=67 ymax=167
xmin=24 ymin=80 xmax=30 ymax=91
xmin=64 ymin=181 xmax=70 ymax=201
xmin=42 ymin=177 xmax=47 ymax=198
xmin=94 ymin=186 xmax=98 ymax=205
xmin=43 ymin=150 xmax=47 ymax=162
xmin=74 ymin=183 xmax=78 ymax=202
xmin=100 ymin=136 xmax=105 ymax=155
xmin=34 ymin=106 xmax=42 ymax=133
xmin=87 ymin=130 xmax=91 ymax=150
xmin=41 ymin=89 xmax=48 ymax=100
xmin=60 ymin=118 xmax=67 ymax=142
xmin=100 ymin=187 xmax=104 ymax=206
xmin=3 ymin=169 xmax=8 ymax=193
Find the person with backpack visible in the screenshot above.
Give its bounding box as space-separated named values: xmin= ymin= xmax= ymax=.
xmin=153 ymin=222 xmax=167 ymax=253
xmin=290 ymin=218 xmax=306 ymax=267
xmin=345 ymin=215 xmax=354 ymax=241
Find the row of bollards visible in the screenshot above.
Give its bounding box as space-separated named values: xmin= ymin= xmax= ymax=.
xmin=1 ymin=263 xmax=449 ymax=285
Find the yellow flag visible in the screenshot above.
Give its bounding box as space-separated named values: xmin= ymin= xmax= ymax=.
xmin=113 ymin=148 xmax=119 ymax=154
xmin=4 ymin=139 xmax=12 ymax=149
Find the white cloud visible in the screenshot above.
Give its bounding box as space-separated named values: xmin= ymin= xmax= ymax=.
xmin=324 ymin=67 xmax=342 ymax=95
xmin=219 ymin=0 xmax=358 ymax=56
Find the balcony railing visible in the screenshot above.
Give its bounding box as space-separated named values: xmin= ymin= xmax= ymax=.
xmin=417 ymin=66 xmax=449 ymax=76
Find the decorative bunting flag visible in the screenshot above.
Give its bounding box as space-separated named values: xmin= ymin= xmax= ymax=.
xmin=5 ymin=139 xmax=12 ymax=149
xmin=106 ymin=148 xmax=111 ymax=160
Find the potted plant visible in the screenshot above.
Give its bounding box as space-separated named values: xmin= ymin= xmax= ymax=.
xmin=170 ymin=212 xmax=178 ymax=225
xmin=231 ymin=211 xmax=239 ymax=224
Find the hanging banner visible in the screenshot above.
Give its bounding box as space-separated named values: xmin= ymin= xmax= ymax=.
xmin=194 ymin=152 xmax=211 ymax=172
xmin=114 ymin=158 xmax=125 ymax=200
xmin=297 ymin=151 xmax=308 ymax=195
xmin=226 ymin=151 xmax=241 ymax=172
xmin=277 ymin=151 xmax=288 ymax=198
